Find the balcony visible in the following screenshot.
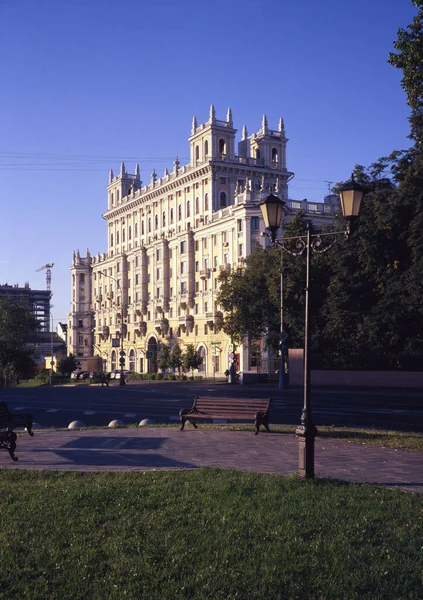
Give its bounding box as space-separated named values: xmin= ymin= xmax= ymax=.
xmin=200 ymin=269 xmax=210 ymax=280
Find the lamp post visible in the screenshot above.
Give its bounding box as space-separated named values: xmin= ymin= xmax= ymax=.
xmin=260 ymin=177 xmax=364 ymax=478
xmin=49 ymin=312 xmax=55 ymax=386
xmin=99 ymin=272 xmax=126 ymax=386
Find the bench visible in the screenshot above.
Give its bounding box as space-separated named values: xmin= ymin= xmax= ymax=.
xmin=179 ymin=396 xmax=272 ymax=435
xmin=0 ymin=402 xmax=34 ymax=461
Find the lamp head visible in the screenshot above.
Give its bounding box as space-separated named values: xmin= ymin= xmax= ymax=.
xmin=259 ymin=192 xmax=286 ymax=242
xmin=339 ymin=174 xmax=365 ymax=219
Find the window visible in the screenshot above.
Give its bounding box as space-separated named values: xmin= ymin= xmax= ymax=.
xmin=148 ymin=218 xmax=151 ymax=233
xmin=155 ymin=215 xmax=158 ymax=230
xmin=195 ymin=197 xmax=199 ymax=214
xmin=204 ymin=193 xmax=209 ymax=210
xmin=195 ymin=261 xmax=199 ymax=272
xmin=255 ymin=148 xmax=261 ymax=160
xmin=195 ymin=145 xmax=199 ymax=161
xmin=251 ymin=216 xmax=260 ymax=229
xmin=117 ymin=263 xmax=120 ymax=273
xmin=178 ymin=205 xmax=182 ymax=220
xmin=129 ymin=226 xmax=132 ymax=240
xmin=180 ymin=240 xmax=187 ymax=254
xmin=239 ymin=244 xmax=243 ymax=256
xmin=136 ymin=255 xmax=140 ymax=267
xmin=237 ymin=219 xmax=242 ymax=232
xmin=195 ymin=281 xmax=199 ymax=292
xmin=110 ymin=233 xmax=114 ymax=247
xmin=135 ymin=223 xmax=138 ymax=237
xmin=219 ymin=139 xmax=226 ymax=156
xmin=142 ymin=221 xmax=145 ymax=235
xmin=272 ymin=147 xmax=279 ymax=163
xmin=78 ymin=335 xmax=83 ymax=344
xmin=170 ymin=208 xmax=174 ymax=224
xmin=220 ymin=192 xmax=227 ymax=207
xmin=122 ymin=229 xmax=126 ymax=242
xmin=117 ymin=231 xmax=120 ymax=244
xmin=195 ymin=324 xmax=198 ymax=336
xmin=181 ymin=281 xmax=187 ymax=293
xmin=163 ymin=212 xmax=166 ymax=227
xmin=220 ymin=177 xmax=226 ymax=184
xmin=204 ymin=324 xmax=208 ymax=335
xmin=79 ymin=273 xmax=85 ymax=283
xmin=117 ymin=190 xmax=120 ymax=202
xmin=203 ymin=237 xmax=208 ymax=249
xmin=157 ymin=287 xmax=162 ymax=298
xmin=187 ymin=201 xmax=190 ymax=217
xmin=204 ymin=140 xmax=209 ymax=156
xmin=195 ymin=240 xmax=199 ymax=251
xmin=129 ymin=349 xmax=135 ymax=372
xmin=181 ymin=262 xmax=186 ymax=275
xmin=78 ymin=319 xmax=83 ymax=327
xmin=157 ymin=248 xmax=162 ymax=261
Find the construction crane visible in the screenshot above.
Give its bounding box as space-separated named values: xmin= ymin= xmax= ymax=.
xmin=36 ymin=263 xmax=54 ymax=292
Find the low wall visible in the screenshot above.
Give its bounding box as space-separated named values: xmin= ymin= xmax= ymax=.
xmin=288 ymin=349 xmax=423 ymax=389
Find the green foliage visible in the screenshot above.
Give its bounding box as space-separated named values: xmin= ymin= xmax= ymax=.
xmin=0 ymin=296 xmax=39 ymax=385
xmin=156 ymin=343 xmax=171 ymax=371
xmin=389 ymin=1 xmax=423 ymax=147
xmin=169 ymin=343 xmax=182 ymax=373
xmin=182 ymin=343 xmax=202 ymax=374
xmin=0 ymin=469 xmax=422 ymax=599
xmin=56 ymin=354 xmax=77 ymax=376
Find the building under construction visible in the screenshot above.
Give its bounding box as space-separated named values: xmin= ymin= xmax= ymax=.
xmin=0 ymin=283 xmax=51 ymax=332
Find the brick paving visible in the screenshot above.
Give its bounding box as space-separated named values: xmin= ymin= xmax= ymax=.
xmin=1 ymin=427 xmax=423 ymax=493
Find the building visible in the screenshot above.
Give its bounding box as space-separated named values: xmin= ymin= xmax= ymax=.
xmin=68 ymin=106 xmax=337 ymax=376
xmin=0 ymin=282 xmax=51 ymax=332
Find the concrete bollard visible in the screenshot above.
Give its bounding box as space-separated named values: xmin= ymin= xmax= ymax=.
xmin=68 ymin=420 xmax=86 ymax=429
xmin=108 ymin=419 xmax=124 ymax=427
xmin=139 ymin=418 xmax=155 ymax=426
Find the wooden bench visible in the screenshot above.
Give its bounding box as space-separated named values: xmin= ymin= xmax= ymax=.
xmin=179 ymin=396 xmax=271 ymax=435
xmin=0 ymin=402 xmax=34 ymax=461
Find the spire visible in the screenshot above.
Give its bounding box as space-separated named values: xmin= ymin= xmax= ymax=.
xmin=173 ymin=156 xmax=180 ymax=174
xmin=209 ymin=104 xmax=216 ymax=123
xmin=135 ymin=163 xmax=140 ymax=180
xmin=120 ymin=162 xmax=125 ymax=176
xmin=191 ymin=115 xmax=197 ymax=134
xmin=241 ymin=124 xmax=248 ymax=140
xmin=109 ymin=169 xmax=114 ymax=183
xmin=164 ymin=167 xmax=169 ymax=176
xmin=226 ymin=107 xmax=233 ymax=126
xmin=151 ymin=169 xmax=157 ymax=185
xmin=278 ymin=117 xmax=285 ymax=132
xmin=262 ymin=115 xmax=268 ymax=134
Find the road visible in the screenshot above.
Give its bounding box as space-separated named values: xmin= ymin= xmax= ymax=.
xmin=1 ymin=382 xmax=422 ymax=432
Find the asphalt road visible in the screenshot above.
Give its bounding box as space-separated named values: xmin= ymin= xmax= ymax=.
xmin=1 ymin=381 xmax=423 ymax=432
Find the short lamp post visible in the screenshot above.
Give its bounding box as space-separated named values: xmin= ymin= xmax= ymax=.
xmin=99 ymin=272 xmax=126 ymax=386
xmin=260 ymin=177 xmax=364 ymax=478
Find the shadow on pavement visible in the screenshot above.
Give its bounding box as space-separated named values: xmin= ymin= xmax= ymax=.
xmin=61 ymin=436 xmax=165 ymax=450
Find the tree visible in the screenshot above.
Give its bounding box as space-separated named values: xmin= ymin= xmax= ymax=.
xmin=169 ymin=343 xmax=183 ymax=374
xmin=389 ymin=1 xmax=423 ymax=148
xmin=182 ymin=344 xmax=202 ymax=376
xmin=57 ymin=354 xmax=78 ymax=376
xmin=157 ymin=344 xmax=171 ymax=373
xmin=0 ymin=296 xmax=39 ymax=385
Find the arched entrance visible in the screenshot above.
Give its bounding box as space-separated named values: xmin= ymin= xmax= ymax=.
xmin=197 ymin=346 xmax=206 ymax=373
xmin=147 ymin=337 xmax=158 ymax=374
xmin=111 ymin=350 xmax=117 ymax=371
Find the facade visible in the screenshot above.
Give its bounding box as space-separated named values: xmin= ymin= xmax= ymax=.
xmin=0 ymin=282 xmax=51 ymax=332
xmin=68 ymin=106 xmax=337 ymax=376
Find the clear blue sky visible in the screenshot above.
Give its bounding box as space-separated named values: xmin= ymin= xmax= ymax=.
xmin=0 ymin=0 xmax=417 ymax=326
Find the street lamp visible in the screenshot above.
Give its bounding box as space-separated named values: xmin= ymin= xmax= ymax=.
xmin=260 ymin=178 xmax=364 ymax=478
xmin=99 ymin=272 xmax=126 ymax=386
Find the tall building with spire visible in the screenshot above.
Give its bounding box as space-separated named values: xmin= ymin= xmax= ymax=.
xmin=68 ymin=107 xmax=335 ymax=376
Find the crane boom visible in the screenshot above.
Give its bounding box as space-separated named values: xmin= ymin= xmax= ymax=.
xmin=36 ymin=263 xmax=54 ymax=291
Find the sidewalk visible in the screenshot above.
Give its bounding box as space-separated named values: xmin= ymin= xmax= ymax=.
xmin=2 ymin=427 xmax=423 ymax=493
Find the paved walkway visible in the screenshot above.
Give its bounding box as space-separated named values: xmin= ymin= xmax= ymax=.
xmin=2 ymin=427 xmax=422 ymax=492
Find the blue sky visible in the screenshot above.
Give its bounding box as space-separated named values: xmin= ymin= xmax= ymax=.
xmin=0 ymin=0 xmax=417 ymax=325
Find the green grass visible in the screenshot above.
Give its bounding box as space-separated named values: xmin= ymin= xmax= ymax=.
xmin=0 ymin=469 xmax=422 ymax=599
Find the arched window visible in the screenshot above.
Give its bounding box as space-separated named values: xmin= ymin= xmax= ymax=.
xmin=187 ymin=201 xmax=190 ymax=217
xmin=148 ymin=218 xmax=151 ymax=233
xmin=110 ymin=233 xmax=114 ymax=247
xmin=205 ymin=193 xmax=209 ymax=210
xmin=197 ymin=346 xmax=206 ymax=372
xmin=170 ymin=208 xmax=174 ymax=224
xmin=162 ymin=212 xmax=165 ymax=227
xmin=116 ymin=231 xmax=120 ymax=244
xmin=111 ymin=192 xmax=114 ymax=205
xmin=219 ymin=139 xmax=226 ymax=156
xmin=117 ymin=190 xmax=120 ymax=202
xmin=129 ymin=349 xmax=135 ymax=372
xmin=129 ymin=226 xmax=132 ymax=240
xmin=272 ymin=148 xmax=278 ymax=164
xmin=155 ymin=215 xmax=158 ymax=230
xmin=195 ymin=145 xmax=199 ymax=161
xmin=220 ymin=192 xmax=227 ymax=207
xmin=195 ymin=197 xmax=199 ymax=214
xmin=135 ymin=223 xmax=138 ymax=237
xmin=255 ymin=148 xmax=261 ymax=160
xmin=111 ymin=350 xmax=117 ymax=371
xmin=122 ymin=229 xmax=126 ymax=242
xmin=204 ymin=140 xmax=209 ymax=156
xmin=178 ymin=205 xmax=182 ymax=220
xmin=142 ymin=221 xmax=145 ymax=235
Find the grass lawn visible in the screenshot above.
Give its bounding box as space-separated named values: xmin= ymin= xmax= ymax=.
xmin=0 ymin=469 xmax=422 ymax=599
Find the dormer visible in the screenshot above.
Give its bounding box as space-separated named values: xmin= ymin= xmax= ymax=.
xmin=246 ymin=116 xmax=288 ymax=170
xmin=189 ymin=105 xmax=237 ymax=166
xmin=107 ymin=162 xmax=142 ymax=210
